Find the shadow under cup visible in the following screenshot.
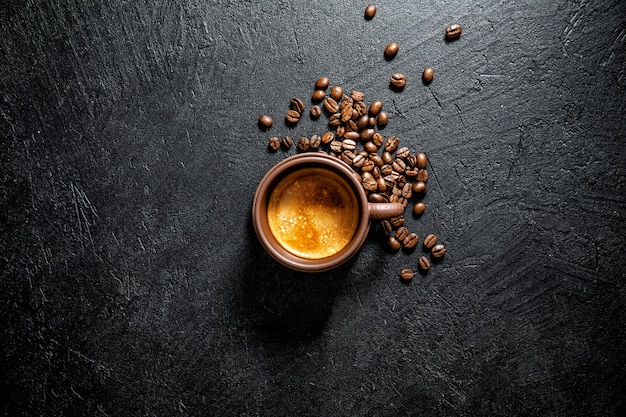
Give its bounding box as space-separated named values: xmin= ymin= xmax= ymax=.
xmin=252 ymin=153 xmax=371 ymax=273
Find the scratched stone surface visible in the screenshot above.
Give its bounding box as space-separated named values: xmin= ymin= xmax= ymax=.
xmin=1 ymin=0 xmax=625 ymax=416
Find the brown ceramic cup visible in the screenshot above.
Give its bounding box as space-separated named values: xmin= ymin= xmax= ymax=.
xmin=252 ymin=153 xmax=405 ymax=272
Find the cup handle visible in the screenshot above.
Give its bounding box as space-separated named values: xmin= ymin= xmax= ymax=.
xmin=367 ymin=202 xmax=405 ymax=221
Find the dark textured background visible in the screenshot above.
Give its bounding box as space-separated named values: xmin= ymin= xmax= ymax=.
xmin=1 ymin=0 xmax=625 ymax=416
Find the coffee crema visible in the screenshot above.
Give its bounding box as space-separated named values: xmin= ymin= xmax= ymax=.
xmin=267 ymin=168 xmax=359 ymax=259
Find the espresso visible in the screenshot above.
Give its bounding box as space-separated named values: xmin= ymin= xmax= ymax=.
xmin=267 ymin=168 xmax=359 ymax=259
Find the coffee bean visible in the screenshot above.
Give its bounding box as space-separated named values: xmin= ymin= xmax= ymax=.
xmin=310 ymin=105 xmax=322 ymax=119
xmin=362 ymin=176 xmax=377 ymax=191
xmin=445 ymin=24 xmax=462 ymax=40
xmin=395 ymin=226 xmax=409 ymax=242
xmin=346 ymin=119 xmax=358 ymax=132
xmin=422 ymin=67 xmax=434 ymax=84
xmin=341 ymin=150 xmax=355 ymax=165
xmin=376 ymin=177 xmax=387 ymax=192
xmin=381 ymin=220 xmax=393 ymax=236
xmin=330 ymin=86 xmax=343 ymax=101
xmin=315 ymin=77 xmax=330 ymax=90
xmin=360 ymin=128 xmax=375 ymax=141
xmin=431 ymin=244 xmax=446 ymax=259
xmin=352 ymin=154 xmax=366 ymax=168
xmin=406 ymin=153 xmax=417 ymax=167
xmin=423 ymin=234 xmax=437 ymax=250
xmin=377 ymin=111 xmax=389 ymax=127
xmin=416 ymin=152 xmax=428 ymax=169
xmin=392 ymin=159 xmax=406 ymax=173
xmin=258 ymin=114 xmax=273 ymax=129
xmin=412 ymin=181 xmax=427 ymax=195
xmin=336 ymin=125 xmax=346 ymax=138
xmin=403 ymin=233 xmax=418 ymax=249
xmin=400 ymin=269 xmax=414 ymax=281
xmin=405 ymin=167 xmax=418 ymax=177
xmin=372 ymin=132 xmax=384 ymax=147
xmin=297 ymin=137 xmax=310 ymax=151
xmin=368 ymin=116 xmax=377 ymax=127
xmin=290 ymin=97 xmax=305 ymax=114
xmin=309 ymin=134 xmax=321 ymax=149
xmin=363 ymin=141 xmax=378 ymax=153
xmin=385 ymin=43 xmax=399 ymax=59
xmin=391 ymin=184 xmax=402 ymax=197
xmin=369 ymin=100 xmax=383 ymax=116
xmin=268 ymin=136 xmax=280 ymax=151
xmin=413 ymin=201 xmax=426 ymax=216
xmin=364 ymin=4 xmax=377 ymax=20
xmin=342 ymin=139 xmax=357 ymax=150
xmin=324 ymin=97 xmax=339 ymax=113
xmin=370 ymin=153 xmax=383 ymax=167
xmin=401 ymin=182 xmax=412 ymax=199
xmin=330 ymin=140 xmax=343 ymax=153
xmin=369 ymin=193 xmax=387 ymax=203
xmin=357 ymin=115 xmax=370 ymax=130
xmin=418 ymin=256 xmax=431 ymax=271
xmin=396 ymin=147 xmax=410 ymax=159
xmin=390 ymin=73 xmax=407 ymax=89
xmin=286 ymin=109 xmax=301 ymax=123
xmin=354 ymin=101 xmax=368 ymax=116
xmin=362 ymin=158 xmax=375 ymax=172
xmin=388 ymin=236 xmax=402 ymax=251
xmin=385 ymin=136 xmax=400 ymax=153
xmin=281 ymin=135 xmax=293 ymax=149
xmin=417 ymin=169 xmax=429 ymax=183
xmin=351 ymin=90 xmax=365 ymax=102
xmin=321 ymin=131 xmax=334 ymax=144
xmin=390 ymin=215 xmax=404 ymax=227
xmin=329 ymin=112 xmax=342 ymax=127
xmin=312 ymin=89 xmax=326 ymax=101
xmin=341 ymin=103 xmax=353 ymax=122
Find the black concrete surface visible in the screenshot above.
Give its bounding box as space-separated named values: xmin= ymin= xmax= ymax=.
xmin=1 ymin=1 xmax=625 ymax=416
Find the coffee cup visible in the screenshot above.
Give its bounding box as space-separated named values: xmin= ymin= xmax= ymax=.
xmin=252 ymin=153 xmax=405 ymax=272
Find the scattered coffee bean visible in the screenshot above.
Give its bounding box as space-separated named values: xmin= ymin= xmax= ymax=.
xmin=364 ymin=4 xmax=377 ymax=20
xmin=445 ymin=24 xmax=462 ymax=40
xmin=395 ymin=227 xmax=409 ymax=242
xmin=342 ymin=139 xmax=357 ymax=151
xmin=377 ymin=111 xmax=389 ymax=127
xmin=423 ymin=234 xmax=437 ymax=250
xmin=412 ymin=181 xmax=427 ymax=195
xmin=286 ymin=109 xmax=301 ymax=123
xmin=290 ymin=97 xmax=305 ymax=114
xmin=324 ymin=97 xmax=339 ymax=113
xmin=329 ymin=140 xmax=343 ymax=153
xmin=268 ymin=136 xmax=280 ymax=151
xmin=422 ymin=67 xmax=434 ymax=84
xmin=390 ymin=215 xmax=404 ymax=227
xmin=297 ymin=137 xmax=310 ymax=151
xmin=310 ymin=105 xmax=322 ymax=118
xmin=413 ymin=201 xmax=426 ymax=216
xmin=381 ymin=220 xmax=393 ymax=236
xmin=401 ymin=182 xmax=412 ymax=199
xmin=351 ymin=90 xmax=365 ymax=102
xmin=385 ymin=42 xmax=399 ymax=59
xmin=418 ymin=256 xmax=431 ymax=271
xmin=390 ymin=73 xmax=407 ymax=89
xmin=281 ymin=135 xmax=293 ymax=149
xmin=403 ymin=233 xmax=418 ymax=249
xmin=309 ymin=134 xmax=321 ymax=149
xmin=396 ymin=147 xmax=410 ymax=159
xmin=431 ymin=244 xmax=446 ymax=259
xmin=321 ymin=131 xmax=334 ymax=144
xmin=330 ymin=85 xmax=344 ymax=101
xmin=400 ymin=269 xmax=414 ymax=281
xmin=416 ymin=152 xmax=428 ymax=169
xmin=362 ymin=176 xmax=377 ymax=191
xmin=315 ymin=77 xmax=330 ymax=90
xmin=416 ymin=169 xmax=429 ymax=183
xmin=258 ymin=114 xmax=273 ymax=129
xmin=369 ymin=100 xmax=383 ymax=116
xmin=312 ymin=89 xmax=326 ymax=101
xmin=388 ymin=236 xmax=402 ymax=251
xmin=385 ymin=136 xmax=400 ymax=153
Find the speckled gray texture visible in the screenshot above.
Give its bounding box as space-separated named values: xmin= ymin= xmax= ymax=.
xmin=1 ymin=1 xmax=625 ymax=416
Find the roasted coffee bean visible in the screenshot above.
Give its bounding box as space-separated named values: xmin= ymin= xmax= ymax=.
xmin=341 ymin=104 xmax=353 ymax=122
xmin=342 ymin=151 xmax=355 ymax=165
xmin=340 ymin=96 xmax=353 ymax=109
xmin=372 ymin=132 xmax=384 ymax=147
xmin=364 ymin=141 xmax=378 ymax=153
xmin=400 ymin=269 xmax=414 ymax=281
xmin=390 ymin=215 xmax=405 ymax=227
xmin=370 ymin=153 xmax=383 ymax=167
xmin=417 ymin=169 xmax=429 ymax=183
xmin=382 ymin=151 xmax=393 ymax=165
xmin=297 ymin=137 xmax=310 ymax=151
xmin=445 ymin=24 xmax=462 ymax=40
xmin=406 ymin=153 xmax=417 ymax=167
xmin=336 ymin=125 xmax=346 ymax=138
xmin=357 ymin=150 xmax=369 ymax=158
xmin=399 ymin=197 xmax=409 ymax=207
xmin=281 ymin=135 xmax=293 ymax=149
xmin=290 ymin=97 xmax=305 ymax=114
xmin=396 ymin=147 xmax=410 ymax=159
xmin=344 ymin=131 xmax=361 ymax=141
xmin=369 ymin=100 xmax=383 ymax=116
xmin=385 ymin=42 xmax=399 ymax=59
xmin=422 ymin=67 xmax=434 ymax=84
xmin=392 ymin=158 xmax=406 ymax=173
xmin=310 ymin=105 xmax=322 ymax=118
xmin=385 ymin=136 xmax=399 ymax=152
xmin=351 ymin=171 xmax=362 ymax=183
xmin=330 ymin=85 xmax=343 ymax=101
xmin=324 ymin=97 xmax=339 ymax=113
xmin=390 ymin=73 xmax=407 ymax=89
xmin=381 ymin=220 xmax=393 ymax=236
xmin=268 ymin=136 xmax=280 ymax=151
xmin=309 ymin=134 xmax=322 ymax=149
xmin=357 ymin=115 xmax=370 ymax=130
xmin=321 ymin=131 xmax=334 ymax=144
xmin=286 ymin=109 xmax=301 ymax=123
xmin=413 ymin=201 xmax=426 ymax=216
xmin=412 ymin=181 xmax=427 ymax=195
xmin=352 ymin=154 xmax=365 ymax=168
xmin=364 ymin=4 xmax=377 ymax=19
xmin=368 ymin=116 xmax=377 ymax=127
xmin=391 ymin=184 xmax=402 ymax=197
xmin=395 ymin=227 xmax=409 ymax=242
xmin=362 ymin=158 xmax=375 ymax=172
xmin=342 ymin=139 xmax=357 ymax=150
xmin=388 ymin=236 xmax=402 ymax=251
xmin=395 ymin=174 xmax=406 ymax=188
xmin=403 ymin=233 xmax=418 ymax=249
xmin=381 ymin=166 xmax=393 ymax=178
xmin=351 ymin=90 xmax=365 ymax=102
xmin=360 ymin=128 xmax=375 ymax=141
xmin=315 ymin=77 xmax=330 ymax=90
xmin=418 ymin=256 xmax=431 ymax=271
xmin=312 ymin=89 xmax=326 ymax=101
xmin=354 ymin=101 xmax=368 ymax=116
xmin=376 ymin=177 xmax=387 ymax=192
xmin=346 ymin=119 xmax=358 ymax=132
xmin=362 ymin=176 xmax=377 ymax=191
xmin=330 ymin=140 xmax=343 ymax=153
xmin=432 ymin=244 xmax=447 ymax=259
xmin=329 ymin=113 xmax=342 ymax=127
xmin=389 ymin=194 xmax=400 ymax=203
xmin=377 ymin=111 xmax=389 ymax=127
xmin=369 ymin=193 xmax=387 ymax=203
xmin=258 ymin=114 xmax=273 ymax=129
xmin=401 ymin=182 xmax=413 ymax=199
xmin=423 ymin=234 xmax=437 ymax=250
xmin=405 ymin=167 xmax=419 ymax=177
xmin=416 ymin=152 xmax=428 ymax=169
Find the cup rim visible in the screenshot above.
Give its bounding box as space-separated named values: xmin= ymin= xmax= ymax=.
xmin=252 ymin=153 xmax=370 ymax=272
